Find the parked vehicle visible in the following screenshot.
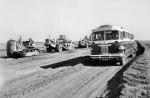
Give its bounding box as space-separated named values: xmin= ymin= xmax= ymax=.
xmin=90 ymin=25 xmax=137 ymax=65
xmin=78 ymin=36 xmax=91 ymax=48
xmin=6 ymin=37 xmax=40 ymax=58
xmin=44 ymin=35 xmax=74 ymax=52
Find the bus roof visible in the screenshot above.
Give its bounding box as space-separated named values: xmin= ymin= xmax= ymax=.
xmin=92 ymin=25 xmax=130 ymax=33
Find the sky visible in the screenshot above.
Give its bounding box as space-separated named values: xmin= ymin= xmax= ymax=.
xmin=0 ymin=0 xmax=150 ymax=43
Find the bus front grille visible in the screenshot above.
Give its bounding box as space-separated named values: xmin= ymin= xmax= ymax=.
xmin=101 ymin=46 xmax=108 ymax=54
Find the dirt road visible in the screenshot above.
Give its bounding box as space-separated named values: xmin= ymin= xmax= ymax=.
xmin=26 ymin=66 xmax=121 ymax=98
xmin=0 ymin=48 xmax=123 ymax=98
xmin=0 ymin=49 xmax=90 ymax=81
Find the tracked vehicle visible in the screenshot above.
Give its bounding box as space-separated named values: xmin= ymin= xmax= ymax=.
xmin=44 ymin=35 xmax=74 ymax=52
xmin=78 ymin=36 xmax=91 ymax=48
xmin=90 ymin=25 xmax=137 ymax=65
xmin=6 ymin=37 xmax=40 ymax=58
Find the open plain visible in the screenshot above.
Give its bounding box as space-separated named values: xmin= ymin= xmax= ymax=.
xmin=0 ymin=41 xmax=150 ymax=98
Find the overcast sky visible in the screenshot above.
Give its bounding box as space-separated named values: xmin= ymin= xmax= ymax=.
xmin=0 ymin=0 xmax=150 ymax=43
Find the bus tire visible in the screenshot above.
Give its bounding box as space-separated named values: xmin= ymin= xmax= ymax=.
xmin=120 ymin=57 xmax=126 ymax=65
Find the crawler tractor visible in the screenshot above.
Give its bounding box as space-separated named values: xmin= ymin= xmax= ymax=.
xmin=78 ymin=36 xmax=91 ymax=48
xmin=6 ymin=37 xmax=40 ymax=58
xmin=44 ymin=35 xmax=74 ymax=52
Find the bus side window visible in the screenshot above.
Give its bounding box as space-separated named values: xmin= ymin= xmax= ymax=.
xmin=120 ymin=32 xmax=124 ymax=39
xmin=129 ymin=34 xmax=131 ymax=39
xmin=127 ymin=33 xmax=130 ymax=39
xmin=126 ymin=33 xmax=129 ymax=39
xmin=125 ymin=32 xmax=128 ymax=38
xmin=123 ymin=31 xmax=126 ymax=39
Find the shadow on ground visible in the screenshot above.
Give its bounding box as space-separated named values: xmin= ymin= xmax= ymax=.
xmin=0 ymin=56 xmax=8 ymax=59
xmin=40 ymin=56 xmax=119 ymax=69
xmin=0 ymin=55 xmax=23 ymax=59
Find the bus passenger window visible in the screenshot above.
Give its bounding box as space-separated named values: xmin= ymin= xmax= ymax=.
xmin=123 ymin=32 xmax=126 ymax=38
xmin=105 ymin=31 xmax=119 ymax=40
xmin=120 ymin=32 xmax=123 ymax=39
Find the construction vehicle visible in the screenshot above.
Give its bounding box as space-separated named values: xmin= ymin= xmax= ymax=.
xmin=6 ymin=36 xmax=40 ymax=58
xmin=78 ymin=36 xmax=91 ymax=48
xmin=44 ymin=35 xmax=74 ymax=52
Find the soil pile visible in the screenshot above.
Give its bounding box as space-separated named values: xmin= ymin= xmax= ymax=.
xmin=99 ymin=41 xmax=150 ymax=98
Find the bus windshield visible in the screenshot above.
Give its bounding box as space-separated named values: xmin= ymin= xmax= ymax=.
xmin=92 ymin=31 xmax=104 ymax=41
xmin=105 ymin=30 xmax=119 ymax=40
xmin=92 ymin=30 xmax=119 ymax=41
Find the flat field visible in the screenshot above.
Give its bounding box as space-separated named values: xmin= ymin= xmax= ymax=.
xmin=0 ymin=41 xmax=149 ymax=98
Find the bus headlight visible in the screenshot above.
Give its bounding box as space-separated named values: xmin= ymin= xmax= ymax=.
xmin=119 ymin=46 xmax=125 ymax=50
xmin=119 ymin=46 xmax=125 ymax=53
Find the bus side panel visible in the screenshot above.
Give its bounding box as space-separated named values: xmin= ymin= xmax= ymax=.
xmin=120 ymin=41 xmax=137 ymax=58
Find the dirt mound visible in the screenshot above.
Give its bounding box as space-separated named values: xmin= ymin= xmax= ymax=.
xmin=121 ymin=56 xmax=150 ymax=98
xmin=98 ymin=41 xmax=150 ymax=98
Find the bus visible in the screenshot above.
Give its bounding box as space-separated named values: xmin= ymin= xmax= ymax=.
xmin=90 ymin=25 xmax=137 ymax=65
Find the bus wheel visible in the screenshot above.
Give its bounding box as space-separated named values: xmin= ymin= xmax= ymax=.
xmin=132 ymin=52 xmax=136 ymax=58
xmin=120 ymin=58 xmax=126 ymax=65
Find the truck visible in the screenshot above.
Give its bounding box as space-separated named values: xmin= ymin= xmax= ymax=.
xmin=6 ymin=37 xmax=40 ymax=58
xmin=44 ymin=35 xmax=74 ymax=52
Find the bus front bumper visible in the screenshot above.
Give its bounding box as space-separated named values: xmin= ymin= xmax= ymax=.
xmin=90 ymin=53 xmax=125 ymax=61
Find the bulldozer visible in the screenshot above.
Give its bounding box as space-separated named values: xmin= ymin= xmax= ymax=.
xmin=6 ymin=36 xmax=40 ymax=58
xmin=78 ymin=36 xmax=91 ymax=48
xmin=44 ymin=35 xmax=74 ymax=52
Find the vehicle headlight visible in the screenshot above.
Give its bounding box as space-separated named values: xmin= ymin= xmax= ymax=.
xmin=119 ymin=46 xmax=125 ymax=50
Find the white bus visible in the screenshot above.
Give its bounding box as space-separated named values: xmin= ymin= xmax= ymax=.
xmin=90 ymin=25 xmax=137 ymax=65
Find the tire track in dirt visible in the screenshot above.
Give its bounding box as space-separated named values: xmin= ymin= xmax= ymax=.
xmin=70 ymin=66 xmax=122 ymax=98
xmin=1 ymin=48 xmax=90 ymax=86
xmin=1 ymin=64 xmax=85 ymax=98
xmin=51 ymin=67 xmax=109 ymax=98
xmin=84 ymin=66 xmax=122 ymax=98
xmin=0 ymin=48 xmax=123 ymax=98
xmin=5 ymin=66 xmax=70 ymax=89
xmin=25 ymin=66 xmax=121 ymax=98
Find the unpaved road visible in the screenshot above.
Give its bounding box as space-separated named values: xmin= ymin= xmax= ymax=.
xmin=0 ymin=48 xmax=125 ymax=98
xmin=0 ymin=49 xmax=90 ymax=81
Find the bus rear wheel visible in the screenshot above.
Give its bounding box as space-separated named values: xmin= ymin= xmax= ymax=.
xmin=120 ymin=57 xmax=126 ymax=65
